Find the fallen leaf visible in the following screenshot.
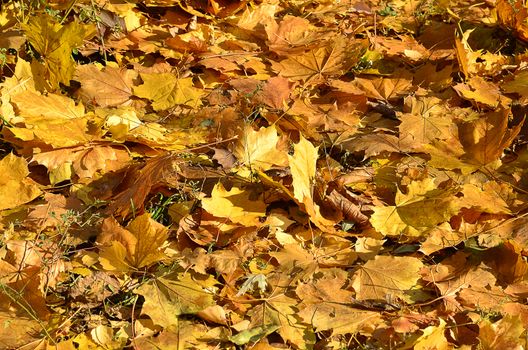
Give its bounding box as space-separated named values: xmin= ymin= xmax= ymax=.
xmin=200 ymin=182 xmax=267 ymax=226
xmin=288 ymin=135 xmax=336 ymax=230
xmin=272 ymin=36 xmax=365 ymax=84
xmin=352 ymin=255 xmax=423 ymax=302
xmin=75 ymin=64 xmax=137 ymax=107
xmin=233 ymin=125 xmax=288 ymax=171
xmin=370 ymin=178 xmax=460 ymax=238
xmin=135 ymin=272 xmax=215 ymax=327
xmin=133 ymin=73 xmax=203 ymax=110
xmin=22 ymin=15 xmax=96 ymax=91
xmin=98 ymin=213 xmax=169 ymax=272
xmin=0 ymin=153 xmax=41 ymax=211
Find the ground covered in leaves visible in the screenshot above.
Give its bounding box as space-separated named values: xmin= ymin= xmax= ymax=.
xmin=3 ymin=0 xmax=528 ymax=348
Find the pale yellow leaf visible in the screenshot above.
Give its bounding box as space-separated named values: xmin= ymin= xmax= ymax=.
xmin=234 ymin=125 xmax=288 ymax=171
xmin=352 ymin=255 xmax=423 ymax=301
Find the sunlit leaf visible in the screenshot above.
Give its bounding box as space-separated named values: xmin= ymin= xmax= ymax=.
xmin=133 ymin=73 xmax=203 ymax=110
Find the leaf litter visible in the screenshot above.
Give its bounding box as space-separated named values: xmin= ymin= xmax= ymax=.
xmin=1 ymin=0 xmax=528 ymax=349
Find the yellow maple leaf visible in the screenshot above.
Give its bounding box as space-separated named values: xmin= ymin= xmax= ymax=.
xmin=414 ymin=319 xmax=452 ymax=350
xmin=0 ymin=153 xmax=41 ymax=211
xmin=351 ymin=255 xmax=423 ymax=302
xmin=12 ymin=90 xmax=85 ymax=120
xmin=133 ymin=73 xmax=203 ymax=110
xmin=200 ymin=183 xmax=266 ymax=226
xmin=134 ymin=272 xmax=215 ymax=328
xmin=298 ymin=303 xmax=382 ymax=336
xmin=233 ymin=125 xmax=288 ymax=171
xmin=32 ymin=144 xmax=130 ymax=184
xmin=98 ymin=213 xmax=169 ymax=272
xmin=22 ymin=15 xmax=96 ymax=91
xmin=370 ymin=178 xmax=460 ymax=238
xmin=272 ymin=36 xmax=365 ymax=84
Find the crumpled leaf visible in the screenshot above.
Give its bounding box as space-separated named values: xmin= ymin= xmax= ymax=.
xmin=97 ymin=213 xmax=169 ymax=272
xmin=32 ymin=144 xmax=130 ymax=184
xmin=107 ymin=153 xmax=181 ymax=218
xmin=133 ymin=73 xmax=203 ymax=110
xmin=0 ymin=153 xmax=41 ymax=211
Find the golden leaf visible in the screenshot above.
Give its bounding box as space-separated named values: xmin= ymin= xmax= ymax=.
xmin=134 ymin=272 xmax=215 ymax=328
xmin=133 ymin=73 xmax=203 ymax=110
xmin=22 ymin=15 xmax=96 ymax=91
xmin=370 ymin=178 xmax=460 ymax=238
xmin=0 ymin=153 xmax=41 ymax=211
xmin=272 ymin=36 xmax=365 ymax=84
xmin=233 ymin=125 xmax=288 ymax=171
xmin=201 ymin=183 xmax=266 ymax=226
xmin=352 ymin=255 xmax=423 ymax=302
xmin=414 ymin=319 xmax=452 ymax=350
xmin=288 ymin=135 xmax=336 ymax=231
xmin=75 ymin=64 xmax=137 ymax=107
xmin=98 ymin=213 xmax=169 ymax=272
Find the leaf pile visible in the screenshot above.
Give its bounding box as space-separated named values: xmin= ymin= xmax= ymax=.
xmin=2 ymin=0 xmax=528 ymax=348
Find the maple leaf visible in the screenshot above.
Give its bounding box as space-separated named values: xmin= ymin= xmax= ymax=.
xmin=413 ymin=319 xmax=452 ymax=350
xmin=22 ymin=15 xmax=96 ymax=91
xmin=479 ymin=314 xmax=524 ymax=350
xmin=459 ymin=108 xmax=523 ymax=167
xmin=233 ymin=125 xmax=288 ymax=171
xmin=354 ymin=70 xmax=414 ymax=101
xmin=97 ymin=213 xmax=169 ymax=272
xmin=7 ymin=90 xmax=95 ymax=150
xmin=0 ymin=58 xmax=35 ymax=123
xmin=298 ymin=303 xmax=382 ymax=336
xmin=0 ymin=312 xmax=43 ymax=349
xmin=272 ymin=36 xmax=365 ymax=84
xmin=0 ymin=153 xmax=41 ymax=211
xmin=134 ymin=272 xmax=215 ymax=328
xmin=502 ymin=70 xmax=528 ymax=104
xmin=265 ymin=15 xmax=324 ymax=55
xmin=12 ymin=89 xmax=85 ymax=120
xmin=288 ymin=135 xmax=336 ymax=231
xmin=352 ymin=255 xmax=423 ymax=302
xmin=200 ymin=183 xmax=267 ymax=226
xmin=453 ymin=76 xmax=508 ymax=108
xmin=74 ymin=64 xmax=138 ymax=107
xmin=32 ymin=144 xmax=130 ymax=184
xmin=398 ymin=96 xmax=455 ymax=149
xmin=133 ymin=73 xmax=203 ymax=110
xmin=497 ymin=0 xmax=528 ymax=42
xmin=106 ymin=153 xmax=181 ymax=218
xmin=370 ymin=178 xmax=460 ymax=238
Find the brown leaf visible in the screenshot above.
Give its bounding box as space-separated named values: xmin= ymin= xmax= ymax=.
xmin=75 ymin=65 xmax=137 ymax=107
xmin=106 ymin=153 xmax=181 ymax=218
